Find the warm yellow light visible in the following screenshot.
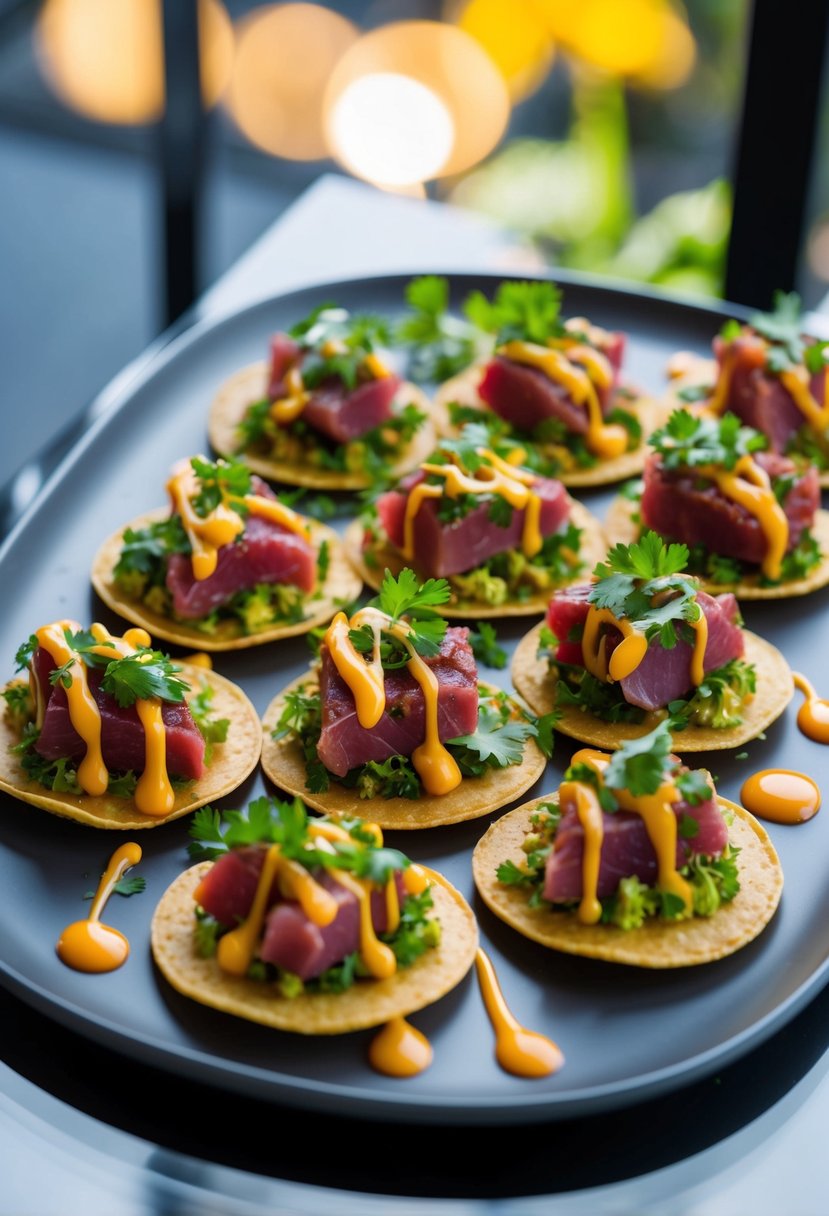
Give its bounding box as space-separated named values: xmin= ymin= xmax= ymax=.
xmin=457 ymin=0 xmax=555 ymax=102
xmin=227 ymin=4 xmax=358 ymax=161
xmin=632 ymin=7 xmax=696 ymax=90
xmin=36 ymin=0 xmax=233 ymax=126
xmin=323 ymin=21 xmax=510 ymax=183
xmin=533 ymin=0 xmax=694 ymax=87
xmin=327 ymin=73 xmax=454 ymax=189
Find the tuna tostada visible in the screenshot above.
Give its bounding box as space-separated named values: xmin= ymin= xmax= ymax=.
xmin=663 ymin=292 xmax=829 ymax=486
xmin=472 ymin=721 xmax=783 ymax=967
xmin=343 ymin=424 xmax=607 ymax=617
xmin=261 ymin=570 xmax=551 ymax=829
xmin=151 ymin=795 xmax=478 ymax=1034
xmin=0 ymin=620 xmax=261 ymax=829
xmin=207 ymin=304 xmax=436 ymax=490
xmin=430 ymin=280 xmax=663 ymax=487
xmin=91 ymin=455 xmax=362 ymax=651
xmin=604 ymin=409 xmax=829 ymax=599
xmin=511 ymin=532 xmax=791 ymax=751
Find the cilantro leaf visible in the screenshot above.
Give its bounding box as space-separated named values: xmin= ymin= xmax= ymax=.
xmin=463 ymin=280 xmax=564 ymax=345
xmin=396 ymin=275 xmax=484 ymax=383
xmin=650 ymin=409 xmax=767 ymax=472
xmin=594 ymin=531 xmax=689 ymax=581
xmin=468 ymin=621 xmax=508 ymax=669
xmin=190 ymin=455 xmax=252 ymax=516
xmin=604 ymin=721 xmax=674 ymax=797
xmin=448 ymin=702 xmax=533 ymax=768
xmin=99 ymin=652 xmax=189 ymax=708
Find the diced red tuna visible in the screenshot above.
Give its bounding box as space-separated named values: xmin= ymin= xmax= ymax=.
xmin=640 ymin=450 xmax=819 ymax=565
xmin=267 ymin=330 xmax=401 ymax=444
xmin=375 ymin=470 xmax=571 ymax=578
xmin=196 ymin=846 xmax=408 ymax=981
xmin=316 ymin=626 xmax=479 ymax=778
xmin=545 ymin=586 xmax=745 ymax=712
xmin=165 ymin=475 xmax=316 ymax=620
xmin=32 ymin=653 xmax=205 ymax=779
xmin=478 ymin=331 xmax=623 ymax=434
xmin=543 ymin=788 xmax=728 ymax=903
xmin=713 ymin=332 xmax=825 ymax=452
xmin=544 ymin=584 xmax=592 ymax=667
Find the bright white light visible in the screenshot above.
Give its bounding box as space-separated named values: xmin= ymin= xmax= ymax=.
xmin=327 ymin=72 xmax=454 ymax=188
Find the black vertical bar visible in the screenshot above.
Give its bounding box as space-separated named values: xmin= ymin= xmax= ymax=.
xmin=159 ymin=0 xmax=205 ymax=327
xmin=725 ymin=0 xmax=829 ymax=308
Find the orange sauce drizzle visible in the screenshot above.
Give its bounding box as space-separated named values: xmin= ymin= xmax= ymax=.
xmin=368 ymin=1017 xmax=433 ymax=1077
xmin=709 ymin=339 xmax=829 ymax=433
xmin=166 ymin=458 xmax=311 ymax=581
xmin=568 ymin=748 xmax=693 ymax=917
xmin=208 ymin=820 xmax=430 ymax=981
xmin=791 ymin=672 xmax=829 ymax=744
xmin=34 ymin=621 xmax=175 ymax=816
xmin=475 ymin=948 xmax=564 ymax=1078
xmin=696 ymin=455 xmax=788 ymax=581
xmin=270 ymin=347 xmax=391 ymax=424
xmin=498 ymin=338 xmax=627 ymax=460
xmin=323 ymin=606 xmax=461 ymax=796
xmin=401 ymin=447 xmax=543 ymax=563
xmin=581 ymin=599 xmax=707 ymax=688
xmin=741 ymin=769 xmax=821 ymax=825
xmin=56 ymin=842 xmax=142 ymax=973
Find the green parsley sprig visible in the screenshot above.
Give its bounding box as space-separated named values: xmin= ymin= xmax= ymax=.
xmin=650 ymin=409 xmax=767 ymax=472
xmin=589 ymin=533 xmax=701 ymax=650
xmin=463 ymin=280 xmax=565 ymax=346
xmin=395 ymin=275 xmax=486 ymax=383
xmin=190 ymin=456 xmax=252 ymax=516
xmin=288 ymin=304 xmax=391 ymax=391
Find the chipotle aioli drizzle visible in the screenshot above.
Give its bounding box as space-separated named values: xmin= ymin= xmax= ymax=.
xmin=34 ymin=621 xmax=175 ymax=817
xmin=581 ymin=594 xmax=708 ymax=689
xmin=709 ymin=340 xmax=829 ymax=433
xmin=475 ymin=948 xmax=564 ymax=1078
xmin=740 ymin=769 xmax=821 ymax=825
xmin=497 ymin=338 xmax=628 ymax=460
xmin=791 ymin=672 xmax=829 ymax=744
xmin=166 ymin=458 xmax=311 ymax=581
xmin=323 ymin=606 xmax=462 ymax=796
xmin=200 ymin=820 xmax=429 ymax=980
xmin=368 ymin=1017 xmax=433 ymax=1077
xmin=269 ymin=344 xmax=391 ymax=424
xmin=401 ymin=447 xmax=544 ymax=563
xmin=56 ymin=842 xmax=142 ymax=973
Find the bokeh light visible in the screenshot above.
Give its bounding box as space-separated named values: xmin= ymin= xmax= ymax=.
xmin=533 ymin=0 xmax=695 ymax=89
xmin=227 ymin=4 xmax=358 ymax=161
xmin=36 ymin=0 xmax=233 ymax=126
xmin=327 ymin=73 xmax=454 ymax=189
xmin=455 ymin=0 xmax=555 ymax=102
xmin=323 ymin=21 xmax=510 ymax=184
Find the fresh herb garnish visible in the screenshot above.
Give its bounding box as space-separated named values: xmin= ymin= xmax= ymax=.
xmin=468 ymin=621 xmax=508 ymax=669
xmin=463 ymin=280 xmax=565 ymax=346
xmin=396 ymin=275 xmax=484 ymax=383
xmin=189 ymin=455 xmax=252 ymax=516
xmin=650 ymin=409 xmax=767 ymax=472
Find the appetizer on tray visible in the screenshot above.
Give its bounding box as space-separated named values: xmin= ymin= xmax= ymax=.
xmin=511 ymin=533 xmax=792 ymax=751
xmin=472 ymin=721 xmax=783 ymax=967
xmin=151 ymin=796 xmax=478 ymax=1034
xmin=261 ymin=570 xmax=550 ymax=830
xmin=431 ymin=280 xmax=663 ymax=487
xmin=0 ymin=621 xmax=261 ymax=829
xmin=208 ymin=304 xmax=436 ymax=490
xmin=604 ymin=409 xmax=829 ymax=598
xmin=664 ymin=292 xmax=829 ymax=485
xmin=92 ymin=455 xmax=362 ymax=651
xmin=343 ymin=424 xmax=607 ymax=617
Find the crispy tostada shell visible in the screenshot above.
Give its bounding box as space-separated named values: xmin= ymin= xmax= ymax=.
xmin=208 ymin=361 xmax=438 ymax=490
xmin=0 ymin=663 xmax=261 ymax=829
xmin=91 ymin=510 xmax=363 ymax=651
xmin=260 ymin=676 xmax=547 ymax=830
xmin=341 ymin=499 xmax=607 ymax=619
xmin=151 ymin=861 xmax=478 ymax=1033
xmin=472 ymin=794 xmax=783 ymax=967
xmin=511 ymin=621 xmax=793 ymax=752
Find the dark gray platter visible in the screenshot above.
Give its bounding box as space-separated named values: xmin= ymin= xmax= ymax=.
xmin=0 ymin=271 xmax=826 ymax=1126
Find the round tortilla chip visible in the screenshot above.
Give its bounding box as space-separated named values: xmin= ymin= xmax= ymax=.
xmin=341 ymin=500 xmax=608 ymax=619
xmin=151 ymin=861 xmax=478 ymax=1034
xmin=604 ymin=496 xmax=829 ymax=601
xmin=662 ymin=353 xmax=829 ymax=490
xmin=260 ymin=675 xmax=547 ymax=829
xmin=0 ymin=664 xmax=261 ymax=829
xmin=472 ymin=795 xmax=783 ymax=968
xmin=91 ymin=510 xmax=363 ymax=652
xmin=432 ymin=360 xmax=667 ymax=488
xmin=511 ymin=621 xmax=792 ymax=752
xmin=207 ymin=361 xmax=438 ymax=490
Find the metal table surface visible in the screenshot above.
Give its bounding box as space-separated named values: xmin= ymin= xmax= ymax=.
xmin=3 ymin=174 xmax=829 ymax=1214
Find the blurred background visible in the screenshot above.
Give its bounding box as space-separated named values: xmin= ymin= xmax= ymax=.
xmin=1 ymin=0 xmax=829 ymax=497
